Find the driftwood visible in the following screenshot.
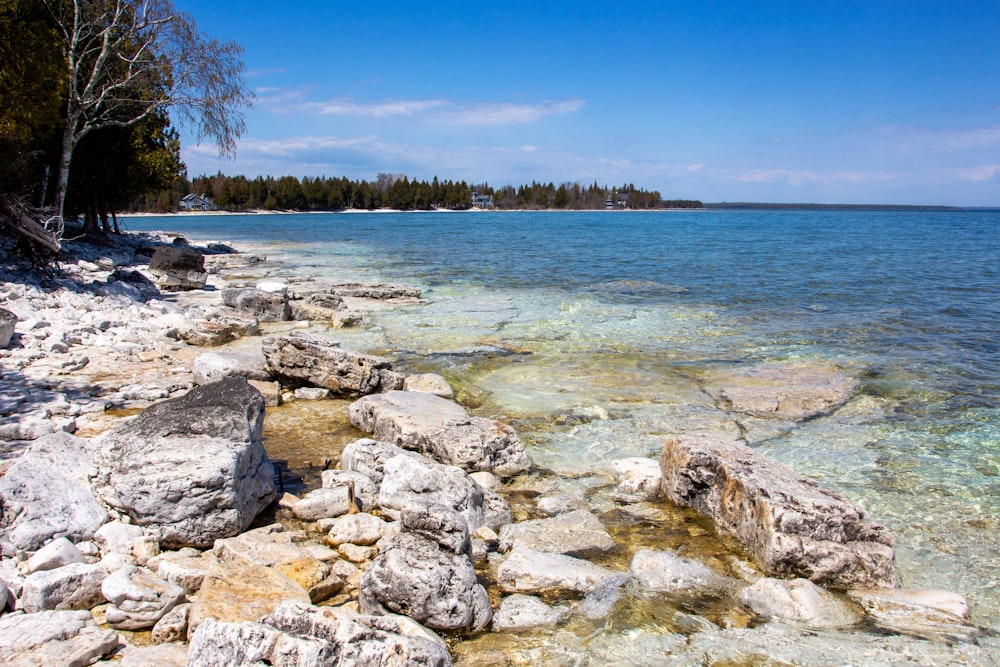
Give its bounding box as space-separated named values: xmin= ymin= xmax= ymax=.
xmin=0 ymin=198 xmax=61 ymax=255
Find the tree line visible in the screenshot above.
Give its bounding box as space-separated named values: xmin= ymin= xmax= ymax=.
xmin=159 ymin=173 xmax=701 ymax=212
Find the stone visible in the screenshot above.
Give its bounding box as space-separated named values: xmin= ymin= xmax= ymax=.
xmin=609 ymin=456 xmax=662 ymax=502
xmin=94 ymin=520 xmax=145 ymax=555
xmin=151 ymin=601 xmax=190 ymax=644
xmin=738 ymin=577 xmax=860 ymax=627
xmin=847 ymin=588 xmax=977 ymax=641
xmin=212 ymin=525 xmax=344 ymax=603
xmin=360 ymin=528 xmax=491 ymax=632
xmin=321 ymin=469 xmax=379 ymax=506
xmin=492 ymin=594 xmax=570 ymax=632
xmin=292 ymin=487 xmax=355 ymax=521
xmin=0 ymin=610 xmax=119 ymax=666
xmin=338 ymin=543 xmax=378 ymax=563
xmin=262 ymin=332 xmax=403 ymax=397
xmin=0 ymin=308 xmax=16 ymax=348
xmin=0 ymin=451 xmax=108 ymax=557
xmin=256 ymin=280 xmax=287 ymax=294
xmin=659 ymin=434 xmax=898 ymax=589
xmin=187 ymin=558 xmax=311 ymax=638
xmin=118 ymin=643 xmax=189 ymax=667
xmin=536 ymin=492 xmax=589 ymax=516
xmin=192 ymin=350 xmax=270 ymax=386
xmin=630 ymin=549 xmax=736 ymax=598
xmin=327 ymin=512 xmax=388 ymax=546
xmin=497 ymin=545 xmax=620 ymax=596
xmin=221 ymin=287 xmax=290 ymax=321
xmin=470 ymin=470 xmax=501 ymax=491
xmin=294 ymin=386 xmax=330 ymax=400
xmin=102 ymin=565 xmax=186 ymax=630
xmin=90 ymin=377 xmax=276 ymax=549
xmin=350 ymin=390 xmax=531 ymax=477
xmin=498 ymin=509 xmax=616 ymax=557
xmin=248 ymin=378 xmax=281 ymax=407
xmin=702 ymin=361 xmax=858 ymax=422
xmin=187 ymin=599 xmax=451 ymax=667
xmin=21 ymin=562 xmax=107 ymax=612
xmin=148 ymin=246 xmax=207 ymax=291
xmin=340 ymin=438 xmax=425 ymax=484
xmin=378 ymin=454 xmax=498 ymax=532
xmin=26 ymin=537 xmax=86 ymax=573
xmin=404 ymin=372 xmax=455 ymax=398
xmin=148 ymin=548 xmax=220 ymax=595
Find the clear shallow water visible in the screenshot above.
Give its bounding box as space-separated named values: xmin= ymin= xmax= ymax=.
xmin=127 ymin=210 xmax=1000 ymax=630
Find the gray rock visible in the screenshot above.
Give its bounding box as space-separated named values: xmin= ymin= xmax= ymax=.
xmin=21 ymin=562 xmax=107 ymax=612
xmin=102 ymin=565 xmax=186 ymax=630
xmin=630 ymin=549 xmax=735 ymax=597
xmin=192 ymin=350 xmax=270 ymax=386
xmin=187 ymin=599 xmax=450 ymax=667
xmin=403 ymin=373 xmax=455 ymax=398
xmin=221 ymin=287 xmax=290 ymax=322
xmin=401 ymin=503 xmax=473 ymax=556
xmin=294 ymin=386 xmax=330 ymax=400
xmin=0 ymin=609 xmax=119 ymax=666
xmin=117 ymin=643 xmax=189 ymax=667
xmin=350 ymin=390 xmax=531 ymax=477
xmin=738 ymin=577 xmax=860 ymax=627
xmin=660 ymin=434 xmax=898 ymax=589
xmin=340 ymin=438 xmax=426 ymax=485
xmin=147 ymin=548 xmax=220 ymax=596
xmin=492 ymin=594 xmax=570 ymax=632
xmin=148 ymin=246 xmax=207 ymax=291
xmin=26 ymin=537 xmax=86 ymax=573
xmin=327 ymin=512 xmax=388 ymax=546
xmin=847 ymin=588 xmax=978 ymax=642
xmin=0 ymin=308 xmax=16 ymax=348
xmin=94 ymin=520 xmax=145 ymax=556
xmin=702 ymin=361 xmax=858 ymax=421
xmin=151 ymin=601 xmax=190 ymax=644
xmin=0 ymin=451 xmax=108 ymax=556
xmin=498 ymin=509 xmax=616 ymax=557
xmin=360 ymin=524 xmax=491 ymax=632
xmin=498 ymin=545 xmax=619 ymax=596
xmin=609 ymin=456 xmax=662 ymax=502
xmin=308 ymin=282 xmax=421 ymax=300
xmin=90 ymin=377 xmax=276 ymax=549
xmin=263 ymin=331 xmax=403 ymax=397
xmin=292 ymin=486 xmax=365 ymax=521
xmin=378 ymin=454 xmax=496 ymax=532
xmin=536 ymin=492 xmax=589 ymax=517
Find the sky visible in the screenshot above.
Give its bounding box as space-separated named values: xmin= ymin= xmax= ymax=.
xmin=170 ymin=1 xmax=1000 ymax=206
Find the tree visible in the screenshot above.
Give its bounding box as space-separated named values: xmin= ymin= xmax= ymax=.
xmin=42 ymin=0 xmax=252 ymax=232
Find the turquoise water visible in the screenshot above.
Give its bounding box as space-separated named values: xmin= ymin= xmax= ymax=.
xmin=125 ymin=210 xmax=1000 ymax=627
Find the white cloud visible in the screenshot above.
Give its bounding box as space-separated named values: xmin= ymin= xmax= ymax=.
xmin=303 ymin=98 xmax=449 ymax=118
xmin=437 ymin=98 xmax=586 ymax=126
xmin=880 ymin=124 xmax=1000 ymax=152
xmin=959 ymin=164 xmax=1000 ymax=182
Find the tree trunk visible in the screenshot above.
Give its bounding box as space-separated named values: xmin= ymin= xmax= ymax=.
xmin=52 ymin=119 xmax=76 ymax=228
xmin=99 ymin=200 xmax=111 ymax=234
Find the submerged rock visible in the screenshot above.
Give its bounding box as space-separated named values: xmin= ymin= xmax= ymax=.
xmin=630 ymin=548 xmax=736 ymax=598
xmin=498 ymin=509 xmax=616 ymax=557
xmin=738 ymin=577 xmax=860 ymax=627
xmin=492 ymin=594 xmax=570 ymax=632
xmin=90 ymin=377 xmax=276 ymax=549
xmin=497 ymin=545 xmax=620 ymax=596
xmin=660 ymin=434 xmax=898 ymax=589
xmin=847 ymin=588 xmax=978 ymax=641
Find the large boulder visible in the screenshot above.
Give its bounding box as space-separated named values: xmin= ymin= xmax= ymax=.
xmin=659 ymin=434 xmax=898 ymax=589
xmin=147 ymin=246 xmax=206 ymax=291
xmin=20 ymin=563 xmax=107 ymax=612
xmin=192 ymin=350 xmax=270 ymax=386
xmin=350 ymin=390 xmax=531 ymax=477
xmin=187 ymin=600 xmax=450 ymax=667
xmin=359 ymin=504 xmax=491 ymax=633
xmin=221 ymin=287 xmax=290 ymax=322
xmin=90 ymin=377 xmax=276 ymax=549
xmin=0 ymin=307 xmax=16 ymax=348
xmin=0 ymin=433 xmax=108 ymax=556
xmin=262 ymin=332 xmax=403 ymax=397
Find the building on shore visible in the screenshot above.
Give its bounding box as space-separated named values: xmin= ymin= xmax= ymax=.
xmin=179 ymin=194 xmax=218 ymax=211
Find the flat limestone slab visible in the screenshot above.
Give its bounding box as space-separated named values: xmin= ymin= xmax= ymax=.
xmin=659 ymin=434 xmax=898 ymax=589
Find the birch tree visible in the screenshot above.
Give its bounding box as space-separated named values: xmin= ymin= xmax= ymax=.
xmin=43 ymin=0 xmax=252 ymax=233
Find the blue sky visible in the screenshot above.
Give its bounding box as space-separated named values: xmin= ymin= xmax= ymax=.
xmin=172 ymin=1 xmax=1000 ymax=206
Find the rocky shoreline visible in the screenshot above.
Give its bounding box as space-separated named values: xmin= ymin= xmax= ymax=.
xmin=0 ymin=230 xmax=996 ymax=665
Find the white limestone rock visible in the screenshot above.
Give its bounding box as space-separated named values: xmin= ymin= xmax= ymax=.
xmin=26 ymin=537 xmax=86 ymax=574
xmin=0 ymin=609 xmax=119 ymax=666
xmin=738 ymin=577 xmax=860 ymax=627
xmin=20 ymin=562 xmax=107 ymax=612
xmin=492 ymin=594 xmax=570 ymax=632
xmin=498 ymin=545 xmax=619 ymax=596
xmin=102 ymin=565 xmax=186 ymax=630
xmin=498 ymin=509 xmax=616 ymax=557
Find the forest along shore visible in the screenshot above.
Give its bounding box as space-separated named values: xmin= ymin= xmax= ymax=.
xmin=0 ymin=229 xmax=996 ymax=666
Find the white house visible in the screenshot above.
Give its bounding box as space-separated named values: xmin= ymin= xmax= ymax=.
xmin=179 ymin=193 xmax=218 ymax=211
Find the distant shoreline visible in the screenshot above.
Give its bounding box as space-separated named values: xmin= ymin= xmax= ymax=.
xmin=701 ymin=202 xmax=996 ymax=211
